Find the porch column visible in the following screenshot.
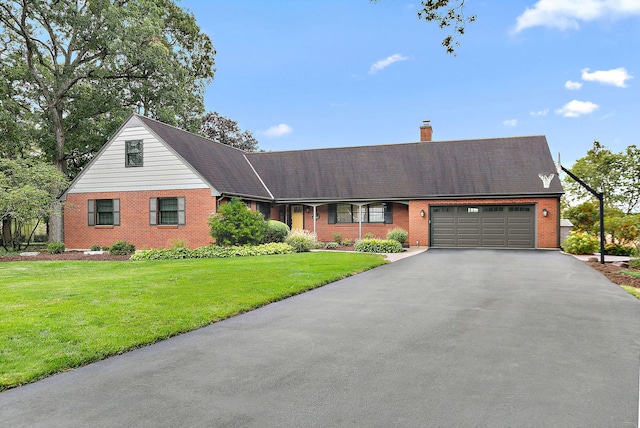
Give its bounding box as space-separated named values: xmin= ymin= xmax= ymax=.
xmin=354 ymin=203 xmax=365 ymax=240
xmin=313 ymin=206 xmax=317 ymax=235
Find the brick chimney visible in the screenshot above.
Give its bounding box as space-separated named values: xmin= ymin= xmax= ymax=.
xmin=420 ymin=120 xmax=432 ymax=142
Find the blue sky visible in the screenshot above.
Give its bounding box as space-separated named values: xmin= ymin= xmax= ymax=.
xmin=180 ymin=0 xmax=639 ymax=165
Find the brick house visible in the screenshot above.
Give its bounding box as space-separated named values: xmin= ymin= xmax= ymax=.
xmin=60 ymin=114 xmax=564 ymax=250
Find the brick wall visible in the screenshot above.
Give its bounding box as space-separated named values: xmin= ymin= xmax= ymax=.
xmin=408 ymin=198 xmax=560 ymax=249
xmin=64 ymin=188 xmax=216 ymax=249
xmin=303 ymin=203 xmax=410 ymax=242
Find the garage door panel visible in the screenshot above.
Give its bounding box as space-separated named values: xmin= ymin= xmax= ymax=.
xmin=482 ymin=218 xmax=505 ymax=224
xmin=509 ymin=228 xmax=532 ymax=236
xmin=430 ymin=205 xmax=535 ymax=248
xmin=482 ymin=227 xmax=505 ymax=236
xmin=507 ymin=239 xmax=533 ymax=247
xmin=457 ymin=239 xmax=480 ymax=246
xmin=482 ymin=239 xmax=506 ymax=246
xmin=508 ymin=218 xmax=532 ymax=224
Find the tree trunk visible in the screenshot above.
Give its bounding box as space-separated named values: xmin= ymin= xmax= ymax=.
xmin=49 ymin=201 xmax=64 ymax=243
xmin=48 ymin=106 xmax=66 ymax=243
xmin=2 ymin=217 xmax=12 ymax=247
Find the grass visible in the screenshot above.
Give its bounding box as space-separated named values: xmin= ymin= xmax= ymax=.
xmin=622 ymin=286 xmax=640 ymax=299
xmin=0 ymin=252 xmax=386 ymax=390
xmin=621 ymin=269 xmax=640 ymax=279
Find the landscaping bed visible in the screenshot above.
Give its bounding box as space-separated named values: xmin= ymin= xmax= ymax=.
xmin=586 ymin=260 xmax=640 ymax=288
xmin=0 ymin=251 xmax=131 ymax=262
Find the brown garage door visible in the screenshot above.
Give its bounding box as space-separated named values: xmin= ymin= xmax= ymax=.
xmin=430 ymin=205 xmax=535 ymax=248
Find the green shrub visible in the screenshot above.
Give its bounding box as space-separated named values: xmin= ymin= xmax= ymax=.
xmin=604 ymin=243 xmax=634 ymax=256
xmin=285 ymin=229 xmax=318 ymax=252
xmin=90 ymin=244 xmax=101 ymax=251
xmin=354 ymin=239 xmax=403 ymax=253
xmin=386 ymin=228 xmax=408 ymax=243
xmin=332 ymin=233 xmax=343 ymax=245
xmin=341 ymin=238 xmax=353 ymax=246
xmin=630 ymin=258 xmax=640 ymax=269
xmin=263 ymin=220 xmax=290 ymax=243
xmin=130 ymin=243 xmax=294 ymax=260
xmin=47 ymin=242 xmax=65 ymax=254
xmin=208 ymin=198 xmax=267 ymax=246
xmin=170 ymin=238 xmax=187 ymax=249
xmin=363 ymin=232 xmax=376 ymax=239
xmin=324 ymin=241 xmax=339 ymax=249
xmin=561 ymin=231 xmax=599 ymax=255
xmin=109 ymin=240 xmax=135 ymax=255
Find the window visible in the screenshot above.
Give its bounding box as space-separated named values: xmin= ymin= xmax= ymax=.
xmin=509 ymin=206 xmax=531 ymax=212
xmin=159 ymin=198 xmax=178 ymax=224
xmin=467 ymin=207 xmax=479 ymax=213
xmin=336 ymin=203 xmax=353 ymax=223
xmin=256 ymin=202 xmax=271 ymax=219
xmin=329 ymin=203 xmax=392 ymax=224
xmin=368 ymin=203 xmax=385 ymax=223
xmin=483 ymin=206 xmax=504 ymax=212
xmin=88 ymin=199 xmax=120 ymax=226
xmin=433 ymin=207 xmax=454 ymax=213
xmin=125 ymin=140 xmax=143 ymax=167
xmin=149 ymin=197 xmax=185 ymax=225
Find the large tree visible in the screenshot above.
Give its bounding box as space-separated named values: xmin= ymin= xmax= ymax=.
xmin=0 ymin=0 xmax=216 ymax=176
xmin=373 ymin=0 xmax=475 ymax=55
xmin=201 ymin=112 xmax=260 ymax=152
xmin=563 ymin=141 xmax=640 ymax=214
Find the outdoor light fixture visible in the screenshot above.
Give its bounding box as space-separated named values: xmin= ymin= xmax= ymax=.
xmin=420 ymin=209 xmax=425 ymax=217
xmin=542 ymin=208 xmax=548 ymax=217
xmin=306 ymin=207 xmax=310 ymax=213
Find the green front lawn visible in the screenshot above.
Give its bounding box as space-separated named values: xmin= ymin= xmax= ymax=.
xmin=0 ymin=252 xmax=386 ymax=390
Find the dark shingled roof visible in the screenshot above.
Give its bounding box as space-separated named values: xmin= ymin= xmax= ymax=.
xmin=246 ymin=136 xmax=563 ymax=201
xmin=136 ymin=115 xmax=272 ymax=199
xmin=135 ymin=114 xmax=562 ymax=201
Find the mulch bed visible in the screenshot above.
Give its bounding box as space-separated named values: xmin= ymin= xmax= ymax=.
xmin=586 ymin=260 xmax=640 ymax=288
xmin=0 ymin=252 xmax=131 ymax=262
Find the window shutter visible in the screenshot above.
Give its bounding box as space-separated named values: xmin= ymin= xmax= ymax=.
xmin=384 ymin=203 xmax=393 ymax=224
xmin=328 ymin=204 xmax=337 ymax=224
xmin=177 ymin=197 xmax=186 ymax=225
xmin=149 ymin=198 xmax=157 ymax=225
xmin=113 ymin=199 xmax=120 ymax=226
xmin=88 ymin=200 xmax=95 ymax=226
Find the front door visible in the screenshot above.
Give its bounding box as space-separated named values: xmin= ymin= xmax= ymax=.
xmin=291 ymin=205 xmax=304 ymax=230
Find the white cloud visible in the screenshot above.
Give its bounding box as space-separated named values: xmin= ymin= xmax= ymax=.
xmin=530 ymin=109 xmax=550 ymax=116
xmin=565 ymin=80 xmax=583 ymax=90
xmin=503 ymin=119 xmax=518 ymax=127
xmin=369 ymin=54 xmax=409 ymax=74
xmin=555 ymin=100 xmax=599 ymax=117
xmin=581 ymin=67 xmax=633 ymax=87
xmin=263 ymin=124 xmax=293 ymax=138
xmin=513 ymin=0 xmax=640 ymax=33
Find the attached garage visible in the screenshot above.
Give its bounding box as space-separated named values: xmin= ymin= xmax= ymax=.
xmin=430 ymin=205 xmax=536 ymax=248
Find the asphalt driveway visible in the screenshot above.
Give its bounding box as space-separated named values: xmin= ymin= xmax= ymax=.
xmin=2 ymin=250 xmax=640 ymax=427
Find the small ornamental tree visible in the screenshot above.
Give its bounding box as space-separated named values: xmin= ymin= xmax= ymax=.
xmin=0 ymin=158 xmax=68 ymax=251
xmin=208 ymin=198 xmax=267 ymax=246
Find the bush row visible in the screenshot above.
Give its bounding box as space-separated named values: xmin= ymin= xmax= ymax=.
xmin=354 ymin=239 xmax=403 ymax=253
xmin=130 ymin=242 xmax=295 ymax=260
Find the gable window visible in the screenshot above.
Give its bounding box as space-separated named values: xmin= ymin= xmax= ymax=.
xmin=328 ymin=203 xmax=392 ymax=224
xmin=125 ymin=140 xmax=143 ymax=167
xmin=88 ymin=199 xmax=120 ymax=226
xmin=149 ymin=197 xmax=185 ymax=225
